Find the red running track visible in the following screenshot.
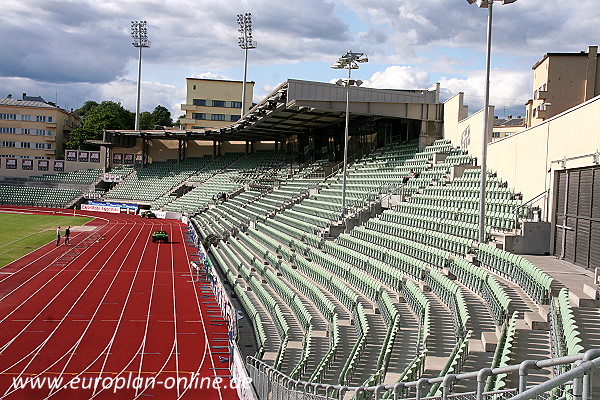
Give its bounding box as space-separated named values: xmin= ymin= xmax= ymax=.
xmin=0 ymin=207 xmax=239 ymax=400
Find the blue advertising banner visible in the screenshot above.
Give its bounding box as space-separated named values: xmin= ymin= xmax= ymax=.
xmin=88 ymin=201 xmax=139 ymax=210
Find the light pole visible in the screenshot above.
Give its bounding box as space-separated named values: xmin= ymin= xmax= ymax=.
xmin=238 ymin=13 xmax=257 ymax=118
xmin=331 ymin=50 xmax=368 ymax=220
xmin=131 ymin=20 xmax=150 ymax=131
xmin=466 ymin=0 xmax=517 ymax=243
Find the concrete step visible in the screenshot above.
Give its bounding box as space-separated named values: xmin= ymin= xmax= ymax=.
xmin=524 ymin=305 xmax=550 ymax=331
xmin=569 ymin=289 xmax=600 ymax=308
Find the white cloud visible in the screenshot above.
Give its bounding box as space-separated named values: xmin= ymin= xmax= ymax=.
xmin=364 ymin=65 xmax=431 ymax=89
xmin=190 ymin=72 xmax=230 ymax=80
xmin=98 ymin=79 xmax=185 ymax=121
xmin=361 ymin=64 xmax=531 ymax=118
xmin=439 ymin=69 xmax=531 ymax=117
xmin=0 ymin=0 xmax=597 ymax=122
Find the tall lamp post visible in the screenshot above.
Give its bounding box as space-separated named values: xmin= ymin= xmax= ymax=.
xmin=238 ymin=13 xmax=257 ymax=118
xmin=466 ymin=0 xmax=517 ymax=243
xmin=331 ymin=50 xmax=368 ymax=220
xmin=131 ymin=20 xmax=150 ymax=131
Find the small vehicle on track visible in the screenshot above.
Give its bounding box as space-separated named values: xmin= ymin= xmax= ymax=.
xmin=141 ymin=210 xmax=157 ymax=218
xmin=151 ymin=231 xmax=168 ymax=243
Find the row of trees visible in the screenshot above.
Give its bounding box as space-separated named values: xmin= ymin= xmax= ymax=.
xmin=66 ymin=101 xmax=174 ymax=150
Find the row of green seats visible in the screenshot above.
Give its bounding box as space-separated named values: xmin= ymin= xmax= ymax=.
xmin=556 ymin=288 xmax=584 ymax=356
xmin=383 ymin=209 xmax=487 ymax=241
xmin=425 ymin=269 xmax=471 ymax=338
xmin=364 ymin=219 xmax=474 ymax=256
xmin=309 ymin=314 xmax=340 ymax=382
xmin=428 ymin=330 xmax=473 ymax=397
xmin=478 ymin=244 xmax=553 ymax=305
xmin=449 ymin=257 xmax=511 ymax=325
xmin=290 ymin=326 xmax=313 ymax=380
xmin=339 ymin=303 xmax=370 ymax=385
xmin=346 ymin=228 xmax=450 ymax=269
xmin=486 ymin=311 xmax=518 ymax=392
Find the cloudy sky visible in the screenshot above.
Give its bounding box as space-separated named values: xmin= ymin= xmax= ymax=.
xmin=1 ymin=0 xmax=598 ymax=120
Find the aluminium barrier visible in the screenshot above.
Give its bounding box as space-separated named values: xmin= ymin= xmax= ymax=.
xmin=246 ymin=349 xmax=600 ymax=400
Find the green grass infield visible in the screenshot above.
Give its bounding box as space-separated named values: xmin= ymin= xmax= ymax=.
xmin=0 ymin=213 xmax=94 ymax=268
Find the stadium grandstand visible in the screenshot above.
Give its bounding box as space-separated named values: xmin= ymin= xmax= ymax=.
xmin=0 ymin=61 xmax=599 ymax=399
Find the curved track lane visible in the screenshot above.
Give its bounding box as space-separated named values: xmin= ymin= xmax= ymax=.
xmin=0 ymin=207 xmax=238 ymax=399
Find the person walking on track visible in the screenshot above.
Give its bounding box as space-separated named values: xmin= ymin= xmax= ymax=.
xmin=56 ymin=227 xmax=61 ymax=246
xmin=64 ymin=226 xmax=71 ymax=245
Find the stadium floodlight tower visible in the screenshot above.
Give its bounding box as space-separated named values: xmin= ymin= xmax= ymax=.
xmin=131 ymin=20 xmax=150 ymax=131
xmin=238 ymin=13 xmax=257 ymax=118
xmin=466 ymin=0 xmax=517 ymax=243
xmin=331 ymin=50 xmax=368 ymax=220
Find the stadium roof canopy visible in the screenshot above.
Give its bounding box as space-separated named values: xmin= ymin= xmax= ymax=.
xmin=102 ymin=79 xmax=442 ymax=143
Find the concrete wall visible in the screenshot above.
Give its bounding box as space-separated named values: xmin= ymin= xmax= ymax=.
xmin=443 ymin=91 xmax=600 ymax=224
xmin=442 ymin=92 xmax=494 ymax=162
xmin=108 ymin=138 xmax=284 ymax=168
xmin=0 ymin=151 xmax=107 ymax=179
xmin=487 ymin=95 xmax=600 ymax=218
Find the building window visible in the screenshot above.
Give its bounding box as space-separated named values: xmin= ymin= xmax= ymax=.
xmin=21 ymin=115 xmax=32 ymax=121
xmin=211 ymin=100 xmax=226 ymax=107
xmin=230 ymin=115 xmax=240 ymax=122
xmin=19 ymin=142 xmax=31 ymax=148
xmin=1 ymin=141 xmax=16 ymax=148
xmin=0 ymin=114 xmax=17 ymax=120
xmin=0 ymin=127 xmax=16 ymax=134
xmin=21 ymin=128 xmax=31 ymax=135
xmin=492 ymin=132 xmax=500 ymax=138
xmin=34 ymin=142 xmax=51 ymax=149
xmin=36 ymin=115 xmax=50 ymax=122
xmin=192 ymin=113 xmax=206 ymax=120
xmin=230 ymin=101 xmax=242 ymax=108
xmin=193 ymin=99 xmax=206 ymax=106
xmin=35 ymin=129 xmax=52 ymax=136
xmin=193 ymin=85 xmax=197 ymax=90
xmin=211 ymin=114 xmax=225 ymax=121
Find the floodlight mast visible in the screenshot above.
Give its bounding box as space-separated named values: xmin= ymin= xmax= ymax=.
xmin=238 ymin=13 xmax=257 ymax=118
xmin=331 ymin=50 xmax=368 ymax=220
xmin=466 ymin=0 xmax=516 ymax=244
xmin=131 ymin=20 xmax=150 ymax=131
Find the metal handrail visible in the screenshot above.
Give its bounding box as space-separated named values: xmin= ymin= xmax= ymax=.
xmin=246 ymin=349 xmax=600 ymax=400
xmin=513 ymin=189 xmax=549 ymax=229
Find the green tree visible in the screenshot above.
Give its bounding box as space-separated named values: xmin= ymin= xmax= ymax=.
xmin=74 ymin=100 xmax=99 ymax=118
xmin=138 ymin=105 xmax=173 ymax=130
xmin=66 ymin=101 xmax=134 ymax=150
xmin=151 ymin=105 xmax=173 ymax=127
xmin=139 ymin=111 xmax=154 ymax=130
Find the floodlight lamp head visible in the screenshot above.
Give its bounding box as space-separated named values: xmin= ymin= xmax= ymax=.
xmin=331 ymin=62 xmax=344 ymax=69
xmin=335 ymin=79 xmax=345 ymax=86
xmin=355 ymin=80 xmax=363 ymax=87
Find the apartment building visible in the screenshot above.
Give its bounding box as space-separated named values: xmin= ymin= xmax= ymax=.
xmin=180 ymin=78 xmax=254 ymax=130
xmin=492 ymin=116 xmax=525 ymax=140
xmin=526 ymin=45 xmax=599 ymax=127
xmin=0 ymin=94 xmax=81 ymax=167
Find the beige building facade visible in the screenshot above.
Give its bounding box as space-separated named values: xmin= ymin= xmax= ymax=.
xmin=526 ymin=45 xmax=599 ymax=127
xmin=180 ymin=78 xmax=254 ymax=130
xmin=0 ymin=94 xmax=81 ymax=165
